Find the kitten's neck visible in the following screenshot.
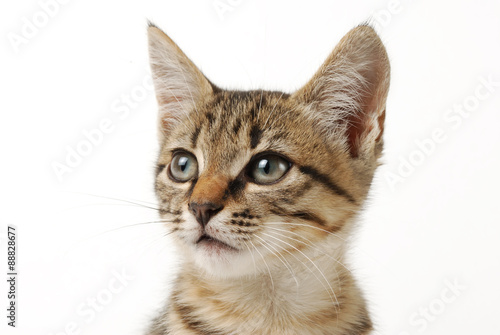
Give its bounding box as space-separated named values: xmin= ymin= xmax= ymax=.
xmin=171 ymin=247 xmax=372 ymax=334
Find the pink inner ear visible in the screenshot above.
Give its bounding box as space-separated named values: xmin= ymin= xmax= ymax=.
xmin=375 ymin=109 xmax=386 ymax=143
xmin=346 ymin=111 xmax=365 ymax=158
xmin=345 ymin=103 xmax=385 ymax=158
xmin=345 ymin=62 xmax=387 ymax=158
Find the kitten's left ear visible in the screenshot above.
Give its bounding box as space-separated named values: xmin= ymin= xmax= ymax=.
xmin=147 ymin=23 xmax=213 ymax=140
xmin=292 ymin=25 xmax=390 ymax=158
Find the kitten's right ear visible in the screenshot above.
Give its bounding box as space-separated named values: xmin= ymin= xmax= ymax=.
xmin=147 ymin=23 xmax=213 ymax=139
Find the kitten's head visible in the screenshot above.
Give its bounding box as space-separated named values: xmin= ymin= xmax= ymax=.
xmin=148 ymin=23 xmax=390 ymax=278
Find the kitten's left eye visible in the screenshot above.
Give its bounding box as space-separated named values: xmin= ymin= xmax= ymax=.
xmin=169 ymin=151 xmax=198 ymax=182
xmin=248 ymin=155 xmax=291 ymax=184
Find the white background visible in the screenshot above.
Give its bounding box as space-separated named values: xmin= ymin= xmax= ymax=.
xmin=1 ymin=0 xmax=500 ymax=334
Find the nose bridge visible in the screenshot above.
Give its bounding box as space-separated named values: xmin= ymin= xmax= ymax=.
xmin=190 ymin=174 xmax=228 ymax=205
xmin=189 ymin=174 xmax=228 ymax=226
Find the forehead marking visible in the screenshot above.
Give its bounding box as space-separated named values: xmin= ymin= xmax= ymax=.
xmin=249 ymin=125 xmax=263 ymax=149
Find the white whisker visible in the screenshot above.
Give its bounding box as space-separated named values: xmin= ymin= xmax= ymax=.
xmin=248 ymin=240 xmax=275 ymax=291
xmin=264 ymin=221 xmax=347 ymax=242
xmin=260 ymin=231 xmax=340 ymax=317
xmin=264 ymin=225 xmax=352 ymax=277
xmin=253 ymin=235 xmax=299 ymax=289
xmin=63 ymin=191 xmax=160 ymax=210
xmin=242 ymin=240 xmax=258 ymax=281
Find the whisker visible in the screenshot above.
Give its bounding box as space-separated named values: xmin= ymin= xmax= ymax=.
xmin=242 ymin=240 xmax=258 ymax=281
xmin=63 ymin=191 xmax=160 ymax=211
xmin=260 ymin=232 xmax=340 ymax=316
xmin=60 ymin=203 xmax=159 ymax=213
xmin=264 ymin=225 xmax=352 ymax=277
xmin=62 ymin=220 xmax=177 ymax=263
xmin=253 ymin=235 xmax=299 ymax=289
xmin=248 ymin=240 xmax=275 ymax=291
xmin=260 ymin=235 xmax=340 ymax=320
xmin=264 ymin=221 xmax=347 ymax=242
xmin=263 ymin=227 xmax=342 ymax=289
xmin=65 ymin=219 xmax=177 ymax=254
xmin=130 ymin=229 xmax=176 ymax=262
xmin=265 ymin=220 xmax=393 ymax=275
xmin=106 ymin=227 xmax=177 ymax=266
xmin=97 ymin=219 xmax=176 ymax=235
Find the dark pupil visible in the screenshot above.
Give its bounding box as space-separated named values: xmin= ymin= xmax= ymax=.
xmin=178 ymin=156 xmax=189 ymax=172
xmin=259 ymin=159 xmax=271 ymax=174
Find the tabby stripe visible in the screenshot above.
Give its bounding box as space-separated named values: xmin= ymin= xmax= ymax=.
xmin=289 ymin=212 xmax=327 ymax=226
xmin=298 ymin=165 xmax=356 ymax=203
xmin=249 ymin=125 xmax=262 ymax=149
xmin=191 ymin=126 xmax=201 ymax=148
xmin=205 ymin=112 xmax=215 ymax=128
xmin=227 ymin=178 xmax=246 ymax=198
xmin=270 ymin=208 xmax=326 ymax=227
xmin=172 ymin=301 xmax=221 ymax=335
xmin=186 ymin=178 xmax=198 ymax=199
xmin=232 ymin=118 xmax=242 ymax=135
xmin=156 ymin=164 xmax=166 ymax=176
xmin=158 ymin=209 xmax=170 ymax=215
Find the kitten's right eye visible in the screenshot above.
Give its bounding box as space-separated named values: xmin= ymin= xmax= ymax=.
xmin=168 ymin=151 xmax=198 ymax=182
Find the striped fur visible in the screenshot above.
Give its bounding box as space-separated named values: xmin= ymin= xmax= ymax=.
xmin=147 ymin=23 xmax=390 ymax=335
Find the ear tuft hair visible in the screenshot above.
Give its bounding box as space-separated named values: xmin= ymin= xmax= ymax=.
xmin=147 ymin=20 xmax=158 ymax=29
xmin=293 ymin=25 xmax=390 ymax=159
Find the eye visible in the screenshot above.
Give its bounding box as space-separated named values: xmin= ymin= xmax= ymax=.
xmin=169 ymin=151 xmax=198 ymax=182
xmin=248 ymin=154 xmax=291 ymax=184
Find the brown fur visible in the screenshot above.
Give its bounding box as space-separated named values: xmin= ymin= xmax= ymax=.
xmin=146 ymin=22 xmax=390 ymax=335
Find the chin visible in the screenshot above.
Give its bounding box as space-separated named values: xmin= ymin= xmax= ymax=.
xmin=191 ymin=243 xmax=259 ymax=279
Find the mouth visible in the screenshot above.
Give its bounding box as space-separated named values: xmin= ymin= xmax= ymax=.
xmin=196 ymin=234 xmax=237 ymax=253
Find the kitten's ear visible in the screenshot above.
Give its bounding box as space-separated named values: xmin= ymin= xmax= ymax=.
xmin=292 ymin=25 xmax=390 ymax=158
xmin=147 ymin=23 xmax=213 ymax=139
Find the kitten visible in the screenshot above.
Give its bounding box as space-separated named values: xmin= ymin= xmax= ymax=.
xmin=146 ymin=22 xmax=390 ymax=335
